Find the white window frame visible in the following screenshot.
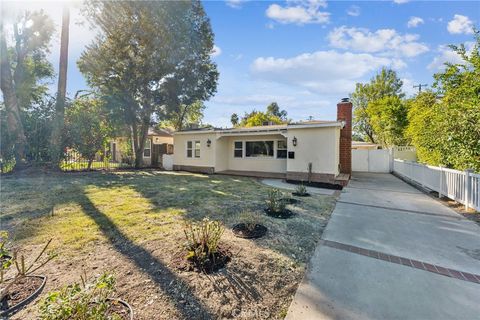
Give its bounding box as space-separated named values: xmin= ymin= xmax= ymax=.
xmin=186 ymin=140 xmax=200 ymax=158
xmin=276 ymin=139 xmax=287 ymax=159
xmin=233 ymin=141 xmax=243 ymax=158
xmin=245 ymin=140 xmax=274 ymax=158
xmin=143 ymin=139 xmax=151 ymax=158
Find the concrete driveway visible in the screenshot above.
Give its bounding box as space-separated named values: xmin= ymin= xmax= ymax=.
xmin=286 ymin=172 xmax=480 ymax=320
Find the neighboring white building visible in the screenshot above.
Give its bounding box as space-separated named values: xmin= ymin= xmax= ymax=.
xmin=110 ymin=127 xmax=174 ymax=167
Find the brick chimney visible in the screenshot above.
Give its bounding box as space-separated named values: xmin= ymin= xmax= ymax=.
xmin=337 ymin=98 xmax=352 ymax=175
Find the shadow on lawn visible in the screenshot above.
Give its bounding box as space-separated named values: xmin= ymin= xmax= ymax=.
xmin=78 ymin=193 xmax=215 ymax=319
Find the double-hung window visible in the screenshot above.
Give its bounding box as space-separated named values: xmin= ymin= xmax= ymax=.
xmin=143 ymin=139 xmax=151 ymax=157
xmin=187 ymin=140 xmax=200 ymax=158
xmin=277 ymin=140 xmax=287 ymax=159
xmin=234 ymin=141 xmax=243 ymax=158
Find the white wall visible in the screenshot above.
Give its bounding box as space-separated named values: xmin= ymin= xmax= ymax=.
xmin=286 ymin=127 xmax=340 ymax=175
xmin=173 ymin=133 xmax=216 ymax=168
xmin=220 ymin=134 xmax=287 ymax=173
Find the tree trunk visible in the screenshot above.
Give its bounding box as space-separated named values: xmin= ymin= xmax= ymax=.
xmin=50 ymin=6 xmax=70 ymax=167
xmin=87 ymin=158 xmax=93 ymax=170
xmin=0 ymin=27 xmax=27 ymax=166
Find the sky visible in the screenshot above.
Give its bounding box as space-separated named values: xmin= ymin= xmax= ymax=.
xmin=2 ymin=0 xmax=479 ymax=127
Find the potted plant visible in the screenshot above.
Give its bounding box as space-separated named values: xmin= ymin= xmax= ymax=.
xmin=232 ymin=211 xmax=267 ymax=239
xmin=182 ymin=218 xmax=230 ymax=273
xmin=0 ymin=234 xmax=55 ymax=317
xmin=264 ymin=189 xmax=294 ymax=219
xmin=292 ymin=183 xmax=310 ymax=197
xmin=39 ymin=272 xmax=133 ymax=320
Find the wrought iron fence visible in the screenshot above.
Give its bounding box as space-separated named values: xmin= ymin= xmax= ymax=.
xmin=61 ymin=149 xmax=133 ymax=172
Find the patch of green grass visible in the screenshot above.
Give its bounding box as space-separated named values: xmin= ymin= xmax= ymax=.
xmin=1 ymin=171 xmax=335 ymax=262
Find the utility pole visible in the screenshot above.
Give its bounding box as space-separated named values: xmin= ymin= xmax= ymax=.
xmin=413 ymin=84 xmax=428 ymax=93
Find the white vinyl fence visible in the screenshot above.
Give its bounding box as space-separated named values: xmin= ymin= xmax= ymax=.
xmin=352 ymin=149 xmax=392 ymax=173
xmin=393 ymin=159 xmax=480 ymax=211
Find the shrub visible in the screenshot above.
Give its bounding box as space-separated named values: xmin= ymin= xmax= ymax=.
xmin=1 ymin=237 xmax=56 ymax=301
xmin=294 ymin=183 xmax=308 ymax=196
xmin=238 ymin=211 xmax=261 ymax=232
xmin=266 ymin=189 xmax=286 ymax=213
xmin=183 ymin=218 xmax=224 ymax=270
xmin=39 ymin=273 xmax=120 ymax=320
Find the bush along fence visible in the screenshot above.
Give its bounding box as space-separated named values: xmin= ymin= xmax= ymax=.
xmin=393 ymin=159 xmax=480 ymax=211
xmin=61 ymin=149 xmax=133 ymax=172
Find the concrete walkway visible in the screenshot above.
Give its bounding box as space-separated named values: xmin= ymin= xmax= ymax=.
xmin=260 ymin=179 xmax=336 ymax=196
xmin=286 ymin=173 xmax=480 ymax=320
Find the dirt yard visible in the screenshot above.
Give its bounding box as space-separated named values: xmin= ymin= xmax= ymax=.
xmin=1 ymin=170 xmax=336 ymax=319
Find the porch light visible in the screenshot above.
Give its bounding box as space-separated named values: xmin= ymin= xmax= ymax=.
xmin=207 ymin=139 xmax=211 ymax=147
xmin=292 ymin=136 xmax=297 ymax=147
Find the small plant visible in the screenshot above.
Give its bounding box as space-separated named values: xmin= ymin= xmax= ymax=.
xmin=0 ymin=237 xmax=56 ymax=302
xmin=294 ymin=183 xmax=308 ymax=196
xmin=0 ymin=231 xmax=12 ymax=280
xmin=238 ymin=211 xmax=261 ymax=232
xmin=266 ymin=189 xmax=286 ymax=213
xmin=39 ymin=272 xmax=124 ymax=320
xmin=183 ymin=218 xmax=225 ymax=272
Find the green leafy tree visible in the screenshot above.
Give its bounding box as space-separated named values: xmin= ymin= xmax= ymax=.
xmin=0 ymin=10 xmax=55 ymax=167
xmin=161 ymin=101 xmax=206 ymax=131
xmin=405 ymin=91 xmax=443 ymax=165
xmin=78 ymin=1 xmax=218 ymax=168
xmin=65 ymin=98 xmax=111 ymax=170
xmin=230 ymin=113 xmax=239 ymax=127
xmin=350 ymin=68 xmax=404 ymax=143
xmin=239 ymin=110 xmax=284 ymax=127
xmin=366 ymin=96 xmax=409 ymax=147
xmin=407 ymin=32 xmax=480 ymax=171
xmin=266 ymin=102 xmax=287 ymax=120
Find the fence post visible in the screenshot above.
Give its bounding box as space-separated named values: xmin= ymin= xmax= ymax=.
xmin=438 ymin=166 xmax=443 ymax=198
xmin=465 ymin=169 xmax=473 ymax=211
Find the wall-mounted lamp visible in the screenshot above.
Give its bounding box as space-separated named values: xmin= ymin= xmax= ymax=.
xmin=292 ymin=136 xmax=297 ymax=147
xmin=207 ymin=139 xmax=212 ymax=147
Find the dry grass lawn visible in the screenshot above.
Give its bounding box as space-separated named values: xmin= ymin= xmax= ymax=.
xmin=0 ymin=170 xmax=336 ymax=319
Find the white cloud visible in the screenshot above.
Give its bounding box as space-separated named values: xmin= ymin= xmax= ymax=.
xmin=211 ymin=45 xmax=222 ymax=57
xmin=447 ymin=14 xmax=474 ymax=34
xmin=266 ymin=0 xmax=330 ymax=25
xmin=427 ymin=42 xmax=474 ymax=70
xmin=328 ymin=26 xmax=429 ymax=57
xmin=251 ymin=50 xmax=402 ymax=94
xmin=407 ymin=16 xmax=424 ymax=28
xmin=346 ymin=5 xmax=360 ymax=17
xmin=393 ymin=0 xmax=410 ymax=4
xmin=226 ymin=0 xmax=246 ymax=9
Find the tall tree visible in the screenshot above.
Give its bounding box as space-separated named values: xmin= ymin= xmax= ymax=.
xmin=406 ymin=32 xmax=480 ymax=171
xmin=65 ymin=97 xmax=111 ymax=170
xmin=50 ymin=6 xmax=70 ymax=166
xmin=350 ymin=68 xmax=404 ymax=143
xmin=366 ymin=96 xmax=409 ymax=147
xmin=79 ymin=1 xmax=218 ymax=168
xmin=1 ymin=10 xmax=54 ymax=166
xmin=0 ymin=29 xmax=26 ymax=164
xmin=238 ymin=110 xmax=284 ymax=127
xmin=266 ymin=102 xmax=287 ymax=120
xmin=230 ymin=113 xmax=239 ymax=126
xmin=161 ymin=101 xmax=206 ymax=131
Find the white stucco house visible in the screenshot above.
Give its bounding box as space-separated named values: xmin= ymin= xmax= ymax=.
xmin=172 ymin=100 xmax=353 ymax=185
